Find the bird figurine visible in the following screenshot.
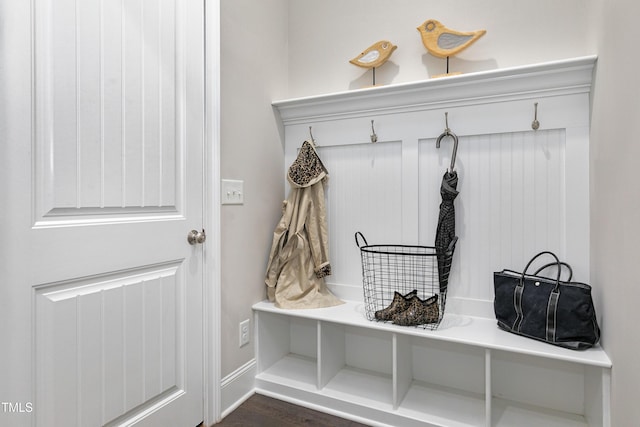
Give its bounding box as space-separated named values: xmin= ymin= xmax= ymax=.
xmin=350 ymin=40 xmax=397 ymax=69
xmin=349 ymin=40 xmax=397 ymax=86
xmin=417 ymin=19 xmax=486 ymax=76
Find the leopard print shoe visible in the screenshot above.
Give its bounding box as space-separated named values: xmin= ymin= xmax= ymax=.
xmin=392 ymin=294 xmax=439 ymax=326
xmin=374 ymin=290 xmax=418 ymax=321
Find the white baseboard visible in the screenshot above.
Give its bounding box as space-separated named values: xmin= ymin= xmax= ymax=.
xmin=220 ymin=359 xmax=256 ymax=419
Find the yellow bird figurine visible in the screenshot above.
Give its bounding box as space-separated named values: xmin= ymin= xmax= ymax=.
xmin=349 ymin=40 xmax=397 ymax=69
xmin=417 ymin=19 xmax=485 ymax=77
xmin=349 ymin=40 xmax=398 ymax=86
xmin=417 ymin=20 xmax=486 ymax=59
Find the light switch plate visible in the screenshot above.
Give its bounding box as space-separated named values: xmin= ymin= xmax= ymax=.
xmin=221 ymin=179 xmax=244 ymax=205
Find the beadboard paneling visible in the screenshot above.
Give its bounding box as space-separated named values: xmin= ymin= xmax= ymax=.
xmin=418 ymin=130 xmax=566 ymax=303
xmin=313 ymin=129 xmax=570 ymax=312
xmin=317 ymin=141 xmax=403 ymax=290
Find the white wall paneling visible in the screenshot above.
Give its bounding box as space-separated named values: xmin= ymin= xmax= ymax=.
xmin=277 ymin=57 xmax=594 ymax=315
xmin=418 ymin=129 xmax=567 ymax=313
xmin=257 ymin=57 xmax=611 ymax=427
xmin=317 ymin=141 xmax=404 ymax=292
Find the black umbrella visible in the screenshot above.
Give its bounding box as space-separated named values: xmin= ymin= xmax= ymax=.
xmin=434 ymin=113 xmax=459 ymax=293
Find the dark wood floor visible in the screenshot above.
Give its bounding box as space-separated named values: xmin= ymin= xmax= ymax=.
xmin=214 ymin=394 xmax=370 ymax=427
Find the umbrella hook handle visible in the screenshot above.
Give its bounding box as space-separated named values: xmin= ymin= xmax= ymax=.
xmin=435 ymin=112 xmax=459 ymax=172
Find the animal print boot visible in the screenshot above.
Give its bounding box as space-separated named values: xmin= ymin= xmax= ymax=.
xmin=374 ymin=290 xmax=418 ymax=321
xmin=392 ymin=294 xmax=439 ymax=326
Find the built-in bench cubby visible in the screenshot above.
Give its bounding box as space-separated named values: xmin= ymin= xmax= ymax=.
xmin=254 ymin=301 xmax=610 ymax=427
xmin=256 ymin=56 xmax=611 ymax=426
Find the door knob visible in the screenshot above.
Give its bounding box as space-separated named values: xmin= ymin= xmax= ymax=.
xmin=187 ymin=229 xmax=206 ymax=245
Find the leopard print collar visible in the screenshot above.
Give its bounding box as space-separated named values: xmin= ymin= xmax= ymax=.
xmin=288 ymin=141 xmax=327 ymax=187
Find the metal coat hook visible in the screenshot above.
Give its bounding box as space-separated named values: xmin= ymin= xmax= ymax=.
xmin=370 ymin=120 xmax=378 ymax=143
xmin=309 ymin=126 xmax=317 ymax=146
xmin=304 ymin=128 xmax=328 ymax=174
xmin=436 ymin=112 xmax=459 ymax=172
xmin=531 ymin=102 xmax=540 ymax=130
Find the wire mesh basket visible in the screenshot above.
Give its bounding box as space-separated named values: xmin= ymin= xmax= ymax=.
xmin=355 ymin=232 xmax=455 ymax=330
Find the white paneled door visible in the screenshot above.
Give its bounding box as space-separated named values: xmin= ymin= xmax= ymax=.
xmin=1 ymin=1 xmax=205 ymax=426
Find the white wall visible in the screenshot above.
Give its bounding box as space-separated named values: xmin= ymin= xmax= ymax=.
xmin=287 ymin=0 xmax=593 ymax=98
xmin=589 ymin=0 xmax=640 ymax=424
xmin=220 ymin=0 xmax=288 ymax=378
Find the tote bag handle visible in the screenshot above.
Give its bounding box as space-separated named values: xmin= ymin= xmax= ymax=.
xmin=533 ymin=261 xmax=573 ymax=282
xmin=521 ymin=251 xmax=562 ymax=292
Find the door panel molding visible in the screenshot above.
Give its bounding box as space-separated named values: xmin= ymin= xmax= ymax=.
xmin=33 ymin=0 xmax=186 ymax=225
xmin=34 ymin=261 xmax=186 ymax=426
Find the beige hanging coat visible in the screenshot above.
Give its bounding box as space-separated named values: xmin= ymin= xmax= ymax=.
xmin=265 ymin=141 xmax=344 ymax=309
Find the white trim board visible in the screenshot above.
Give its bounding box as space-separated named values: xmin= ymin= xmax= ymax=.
xmin=205 ymin=1 xmax=222 ymax=425
xmin=273 ymin=56 xmax=596 ymax=124
xmin=220 ymin=359 xmax=257 ymax=419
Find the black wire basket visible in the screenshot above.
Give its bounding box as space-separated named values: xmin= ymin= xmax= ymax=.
xmin=355 ymin=232 xmax=455 ymax=330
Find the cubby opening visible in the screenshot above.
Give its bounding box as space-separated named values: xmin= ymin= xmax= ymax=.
xmin=255 ymin=312 xmax=317 ymax=390
xmin=395 ymin=336 xmax=486 ymax=427
xmin=491 ymin=350 xmax=591 ymax=427
xmin=321 ymin=324 xmax=394 ymax=410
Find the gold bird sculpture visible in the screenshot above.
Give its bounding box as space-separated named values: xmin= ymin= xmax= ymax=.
xmin=349 ymin=40 xmax=397 ymax=69
xmin=417 ymin=19 xmax=486 ymax=59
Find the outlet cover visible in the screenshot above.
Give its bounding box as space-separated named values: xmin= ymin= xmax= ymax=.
xmin=239 ymin=319 xmax=250 ymax=347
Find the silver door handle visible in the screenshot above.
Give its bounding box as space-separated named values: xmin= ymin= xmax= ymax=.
xmin=187 ymin=229 xmax=206 ymax=245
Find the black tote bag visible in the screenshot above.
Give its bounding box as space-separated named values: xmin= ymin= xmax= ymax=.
xmin=493 ymin=251 xmax=600 ymax=350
